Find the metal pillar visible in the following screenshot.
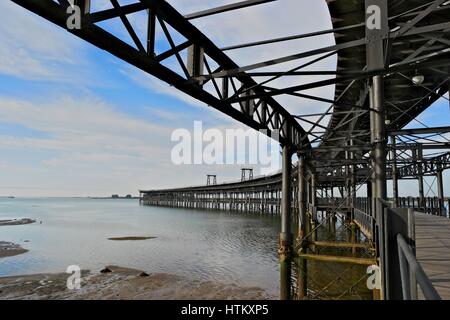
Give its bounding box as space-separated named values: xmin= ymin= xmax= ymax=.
xmin=366 ymin=0 xmax=388 ymax=300
xmin=279 ymin=144 xmax=293 ymax=300
xmin=311 ymin=173 xmax=317 ymax=216
xmin=436 ymin=169 xmax=445 ymax=216
xmin=297 ymin=153 xmax=307 ymax=299
xmin=310 ymin=173 xmax=317 ymax=245
xmin=371 ymin=75 xmax=387 ymax=203
xmin=391 ymin=137 xmax=399 ymax=207
xmin=187 ymin=44 xmax=204 ymax=78
xmin=345 ymin=142 xmax=351 ymax=208
xmin=350 ymin=139 xmax=357 ymax=217
xmin=417 ymin=147 xmax=425 ymax=209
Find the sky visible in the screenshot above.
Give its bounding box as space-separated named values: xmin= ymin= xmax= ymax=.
xmin=0 ymin=0 xmax=448 ymax=197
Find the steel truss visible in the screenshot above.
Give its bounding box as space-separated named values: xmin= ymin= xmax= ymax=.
xmin=12 ymin=0 xmax=310 ymax=149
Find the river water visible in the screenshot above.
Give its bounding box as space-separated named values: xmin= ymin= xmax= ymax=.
xmin=0 ymin=198 xmax=281 ymax=296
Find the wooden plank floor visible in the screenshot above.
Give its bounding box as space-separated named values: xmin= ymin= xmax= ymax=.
xmin=415 ymin=213 xmax=450 ymax=299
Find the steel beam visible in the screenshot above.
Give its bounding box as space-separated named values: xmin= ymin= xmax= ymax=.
xmin=388 ymin=126 xmax=450 ymax=136
xmin=184 ymin=0 xmax=276 ymax=20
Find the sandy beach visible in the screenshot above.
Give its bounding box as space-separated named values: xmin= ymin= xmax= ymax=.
xmin=0 ymin=266 xmax=274 ymax=300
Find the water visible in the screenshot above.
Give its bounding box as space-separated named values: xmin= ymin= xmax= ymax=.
xmin=0 ymin=198 xmax=281 ymax=296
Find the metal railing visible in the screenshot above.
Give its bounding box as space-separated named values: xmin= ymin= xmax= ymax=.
xmin=397 ymin=233 xmax=441 ymax=300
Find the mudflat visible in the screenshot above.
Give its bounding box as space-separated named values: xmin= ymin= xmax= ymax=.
xmin=0 ymin=266 xmax=274 ymax=300
xmin=0 ymin=241 xmax=28 ymax=258
xmin=108 ymin=236 xmax=156 ymax=241
xmin=0 ymin=218 xmax=35 ymax=226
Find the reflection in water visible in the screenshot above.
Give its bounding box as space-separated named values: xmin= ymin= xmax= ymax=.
xmin=0 ymin=198 xmax=280 ymax=295
xmin=292 ymin=213 xmax=373 ymax=300
xmin=0 ymin=198 xmax=372 ymax=299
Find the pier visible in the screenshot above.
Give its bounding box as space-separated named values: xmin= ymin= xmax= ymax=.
xmin=415 ymin=213 xmax=450 ymax=299
xmin=12 ymin=0 xmax=450 ymax=300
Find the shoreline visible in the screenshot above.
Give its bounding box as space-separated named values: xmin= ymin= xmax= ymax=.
xmin=0 ymin=241 xmax=28 ymax=259
xmin=0 ymin=265 xmax=274 ymax=300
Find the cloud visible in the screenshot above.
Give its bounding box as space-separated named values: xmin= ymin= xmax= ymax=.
xmin=0 ymin=94 xmax=176 ymax=180
xmin=0 ymin=94 xmax=276 ymax=196
xmin=0 ymin=94 xmax=171 ymax=150
xmin=122 ymin=66 xmax=206 ymax=109
xmin=0 ymin=1 xmax=110 ymax=85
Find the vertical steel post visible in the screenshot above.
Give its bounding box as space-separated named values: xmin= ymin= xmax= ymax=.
xmin=187 ymin=44 xmax=204 ymax=86
xmin=311 ymin=173 xmax=317 ymax=214
xmin=345 ymin=142 xmax=351 ymax=209
xmin=371 ymin=75 xmax=387 ymax=203
xmin=366 ymin=0 xmax=388 ymax=299
xmin=417 ymin=146 xmax=425 ymax=210
xmin=350 ymin=139 xmax=357 ymax=217
xmin=391 ymin=136 xmax=399 ymax=207
xmin=310 ymin=172 xmax=317 ymax=245
xmin=279 ymin=144 xmax=293 ymax=300
xmin=297 ymin=153 xmax=307 ymax=299
xmin=436 ymin=169 xmax=444 ymax=216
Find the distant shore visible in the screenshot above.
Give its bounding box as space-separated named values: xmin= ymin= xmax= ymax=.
xmin=0 ymin=266 xmax=273 ymax=300
xmin=89 ymin=197 xmax=140 ymax=200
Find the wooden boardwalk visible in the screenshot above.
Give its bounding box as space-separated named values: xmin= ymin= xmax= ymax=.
xmin=415 ymin=213 xmax=450 ymax=300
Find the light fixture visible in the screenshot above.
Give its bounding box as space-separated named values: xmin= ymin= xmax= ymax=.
xmin=385 ymin=115 xmax=391 ymax=126
xmin=412 ymin=71 xmax=425 ymax=85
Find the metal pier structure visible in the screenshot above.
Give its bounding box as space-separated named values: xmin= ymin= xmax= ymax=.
xmin=10 ymin=0 xmax=450 ymax=300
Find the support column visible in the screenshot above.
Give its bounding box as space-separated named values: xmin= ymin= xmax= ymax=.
xmin=437 ymin=169 xmax=445 ymax=216
xmin=279 ymin=144 xmax=293 ymax=300
xmin=310 ymin=173 xmax=317 ymax=246
xmin=350 ymin=139 xmax=357 ymax=217
xmin=366 ymin=0 xmax=388 ymax=300
xmin=311 ymin=173 xmax=317 ymax=219
xmin=345 ymin=142 xmax=351 ymax=208
xmin=297 ymin=153 xmax=307 ymax=299
xmin=391 ymin=137 xmax=399 ymax=207
xmin=187 ymin=44 xmax=204 ymax=80
xmin=417 ymin=147 xmax=425 ymax=210
xmin=371 ymin=75 xmax=387 ymax=206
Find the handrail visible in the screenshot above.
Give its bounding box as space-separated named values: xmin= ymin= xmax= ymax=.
xmin=396 ymin=233 xmax=441 ymax=300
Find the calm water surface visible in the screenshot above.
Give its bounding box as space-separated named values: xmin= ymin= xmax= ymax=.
xmin=0 ymin=198 xmax=280 ymax=295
